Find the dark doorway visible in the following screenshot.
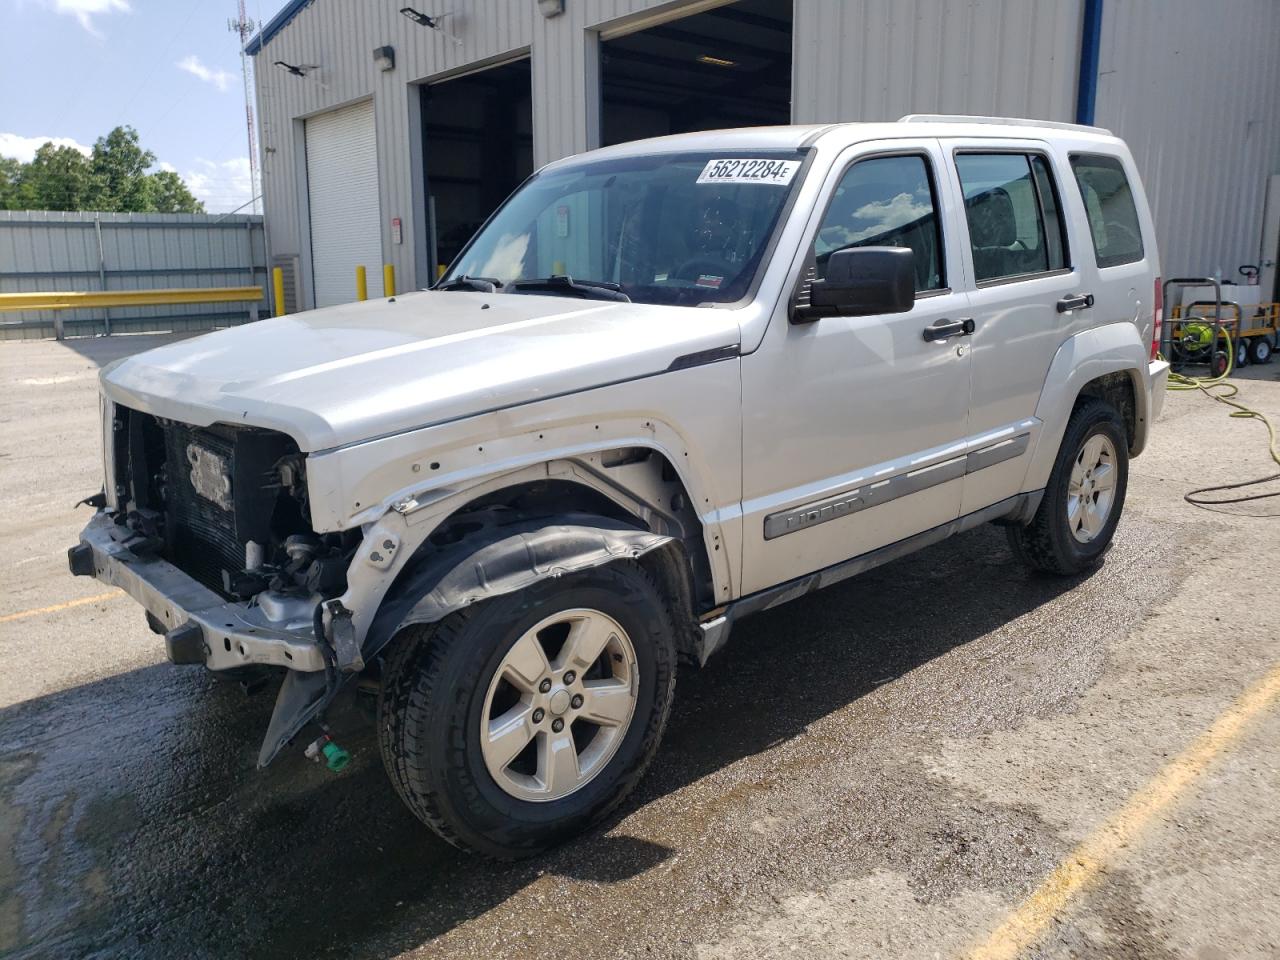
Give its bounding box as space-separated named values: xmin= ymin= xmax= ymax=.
xmin=421 ymin=59 xmax=534 ymax=275
xmin=600 ymin=0 xmax=793 ymax=147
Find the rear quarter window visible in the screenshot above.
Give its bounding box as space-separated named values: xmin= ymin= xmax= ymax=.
xmin=1070 ymin=153 xmax=1144 ymax=268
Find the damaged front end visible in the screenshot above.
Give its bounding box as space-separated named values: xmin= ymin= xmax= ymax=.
xmin=70 ymin=401 xmax=356 ymax=765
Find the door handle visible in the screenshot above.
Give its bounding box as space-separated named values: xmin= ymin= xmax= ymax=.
xmin=1056 ymin=293 xmax=1095 ymax=313
xmin=922 ymin=317 xmax=975 ymax=342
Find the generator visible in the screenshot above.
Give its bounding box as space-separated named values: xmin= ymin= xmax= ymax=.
xmin=1163 ymin=276 xmax=1279 ymax=376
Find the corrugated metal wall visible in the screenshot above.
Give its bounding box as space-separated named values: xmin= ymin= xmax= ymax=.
xmin=256 ymin=0 xmax=540 ymax=308
xmin=254 ymin=0 xmax=1086 ymax=301
xmin=254 ymin=0 xmax=1280 ymax=303
xmin=791 ymin=0 xmax=1081 ymax=125
xmin=1094 ymin=0 xmax=1280 ymax=279
xmin=0 ymin=211 xmax=268 ymax=340
xmin=254 ymin=0 xmax=705 ymax=306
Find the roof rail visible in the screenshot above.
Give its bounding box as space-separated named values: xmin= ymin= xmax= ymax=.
xmin=898 ymin=114 xmax=1112 ymax=136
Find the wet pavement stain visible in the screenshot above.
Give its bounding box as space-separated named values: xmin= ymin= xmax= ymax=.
xmin=0 ymin=517 xmax=1193 ymax=959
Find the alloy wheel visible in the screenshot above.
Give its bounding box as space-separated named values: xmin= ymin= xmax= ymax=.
xmin=480 ymin=609 xmax=638 ymax=802
xmin=1067 ymin=433 xmax=1118 ymax=543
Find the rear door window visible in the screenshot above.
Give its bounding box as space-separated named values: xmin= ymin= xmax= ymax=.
xmin=1069 ymin=153 xmax=1144 ymax=267
xmin=954 ymin=152 xmax=1069 ymax=284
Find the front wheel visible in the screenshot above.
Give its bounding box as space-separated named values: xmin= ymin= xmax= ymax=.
xmin=377 ymin=562 xmax=677 ymax=858
xmin=1008 ymin=398 xmax=1129 ymax=575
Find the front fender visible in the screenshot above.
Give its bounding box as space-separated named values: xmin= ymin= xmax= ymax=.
xmin=362 ymin=510 xmax=671 ymax=659
xmin=1023 ymin=322 xmax=1151 ymax=492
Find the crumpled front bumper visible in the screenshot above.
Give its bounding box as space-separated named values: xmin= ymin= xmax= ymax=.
xmin=69 ymin=511 xmax=327 ymax=673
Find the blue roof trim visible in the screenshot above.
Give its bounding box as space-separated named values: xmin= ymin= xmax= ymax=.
xmin=244 ymin=0 xmax=315 ymax=56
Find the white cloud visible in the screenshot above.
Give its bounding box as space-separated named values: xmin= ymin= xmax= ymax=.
xmin=818 ymin=191 xmax=933 ymax=251
xmin=182 ymin=157 xmax=254 ymax=213
xmin=46 ymin=0 xmax=131 ymax=35
xmin=176 ymin=55 xmax=236 ymax=93
xmin=0 ymin=132 xmax=91 ymax=164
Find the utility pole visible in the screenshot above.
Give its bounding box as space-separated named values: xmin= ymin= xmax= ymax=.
xmin=228 ymin=2 xmax=260 ymax=215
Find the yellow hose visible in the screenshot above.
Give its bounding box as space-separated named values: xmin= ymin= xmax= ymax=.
xmin=1161 ymin=327 xmax=1280 ymax=508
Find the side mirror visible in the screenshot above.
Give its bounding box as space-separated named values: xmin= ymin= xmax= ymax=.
xmin=793 ymin=246 xmax=916 ymax=322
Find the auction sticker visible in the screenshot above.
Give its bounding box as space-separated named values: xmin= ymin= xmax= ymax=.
xmin=696 ymin=158 xmax=801 ymax=186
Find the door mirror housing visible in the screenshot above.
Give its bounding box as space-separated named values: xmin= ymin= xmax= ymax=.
xmin=793 ymin=246 xmax=916 ymax=322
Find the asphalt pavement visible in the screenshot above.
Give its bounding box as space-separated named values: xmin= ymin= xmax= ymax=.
xmin=1 ymin=333 xmax=1278 ymax=959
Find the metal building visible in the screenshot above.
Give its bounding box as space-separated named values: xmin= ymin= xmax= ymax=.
xmin=248 ymin=0 xmax=1280 ymax=310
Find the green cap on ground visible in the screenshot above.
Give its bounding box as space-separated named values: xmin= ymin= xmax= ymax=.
xmin=321 ymin=740 xmax=350 ymax=773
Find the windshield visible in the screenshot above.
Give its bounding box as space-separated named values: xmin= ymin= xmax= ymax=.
xmin=441 ymin=150 xmax=807 ymax=306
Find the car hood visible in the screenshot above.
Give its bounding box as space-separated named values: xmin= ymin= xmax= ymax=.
xmin=100 ymin=291 xmax=742 ymax=451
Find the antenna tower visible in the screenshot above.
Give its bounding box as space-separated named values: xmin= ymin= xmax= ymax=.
xmin=228 ymin=3 xmax=260 ymax=214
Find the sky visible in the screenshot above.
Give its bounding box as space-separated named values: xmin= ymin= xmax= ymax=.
xmin=1 ymin=0 xmax=287 ymax=212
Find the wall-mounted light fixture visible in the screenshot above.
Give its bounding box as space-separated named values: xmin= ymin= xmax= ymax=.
xmin=399 ymin=8 xmax=462 ymax=44
xmin=373 ymin=45 xmax=396 ymax=71
xmin=273 ymin=60 xmax=313 ymax=77
xmin=399 ymin=7 xmax=438 ymax=27
xmin=538 ymin=0 xmax=564 ymax=17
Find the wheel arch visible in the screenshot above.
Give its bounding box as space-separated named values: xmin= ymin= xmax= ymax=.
xmin=1075 ymin=370 xmax=1138 ymax=451
xmin=1024 ymin=322 xmax=1151 ymax=492
xmin=343 ymin=446 xmax=719 ymax=671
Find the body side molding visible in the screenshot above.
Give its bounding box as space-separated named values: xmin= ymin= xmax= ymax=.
xmin=763 ymin=432 xmax=1031 ymax=540
xmin=703 ymin=490 xmax=1042 ymax=664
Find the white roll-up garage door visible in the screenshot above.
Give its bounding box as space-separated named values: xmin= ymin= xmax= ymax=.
xmin=305 ymin=99 xmax=382 ymax=307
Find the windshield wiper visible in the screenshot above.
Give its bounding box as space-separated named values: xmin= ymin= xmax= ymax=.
xmin=436 ymin=275 xmax=503 ymax=292
xmin=508 ymin=275 xmax=631 ymax=302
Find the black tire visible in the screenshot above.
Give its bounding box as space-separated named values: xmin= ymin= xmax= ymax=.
xmin=1210 ymin=350 xmax=1230 ymax=378
xmin=1236 ymin=338 xmax=1251 ymax=368
xmin=1007 ymin=398 xmax=1129 ymax=575
xmin=1249 ymin=337 xmax=1273 ymax=364
xmin=377 ymin=561 xmax=677 ymax=859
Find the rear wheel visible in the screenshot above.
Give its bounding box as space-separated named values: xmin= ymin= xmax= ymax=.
xmin=1249 ymin=337 xmax=1273 ymax=364
xmin=377 ymin=562 xmax=677 ymax=858
xmin=1008 ymin=398 xmax=1128 ymax=575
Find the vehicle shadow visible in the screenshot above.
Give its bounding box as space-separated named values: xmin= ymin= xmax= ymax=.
xmin=52 ymin=332 xmax=200 ymax=369
xmin=0 ymin=523 xmax=1088 ymax=960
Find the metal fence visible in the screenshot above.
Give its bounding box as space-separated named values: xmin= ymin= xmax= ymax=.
xmin=0 ymin=211 xmax=270 ymax=340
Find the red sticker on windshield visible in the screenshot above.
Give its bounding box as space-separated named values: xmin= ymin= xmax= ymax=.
xmin=696 ymin=274 xmax=723 ymax=289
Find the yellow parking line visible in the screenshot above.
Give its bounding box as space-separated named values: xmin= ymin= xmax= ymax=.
xmin=0 ymin=591 xmax=122 ymax=625
xmin=964 ymin=660 xmax=1280 ymax=960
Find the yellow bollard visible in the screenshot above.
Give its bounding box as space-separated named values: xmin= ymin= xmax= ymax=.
xmin=272 ymin=267 xmax=286 ymax=317
xmin=437 ymin=263 xmax=447 ymax=279
xmin=355 ymin=265 xmax=368 ymax=301
xmin=383 ymin=263 xmax=396 ymax=298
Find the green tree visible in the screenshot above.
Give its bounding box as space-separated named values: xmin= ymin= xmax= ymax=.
xmin=0 ymin=155 xmax=25 ymax=209
xmin=148 ymin=169 xmax=204 ymax=213
xmin=20 ymin=143 xmax=94 ymax=210
xmin=0 ymin=126 xmax=208 ymax=213
xmin=90 ymin=126 xmax=155 ymax=211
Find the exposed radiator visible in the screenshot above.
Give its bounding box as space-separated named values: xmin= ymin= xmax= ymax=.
xmin=162 ymin=423 xmax=243 ymax=594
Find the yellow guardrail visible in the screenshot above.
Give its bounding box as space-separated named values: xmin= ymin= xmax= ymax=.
xmin=0 ymin=286 xmax=264 ymax=312
xmin=0 ymin=286 xmax=267 ymax=340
